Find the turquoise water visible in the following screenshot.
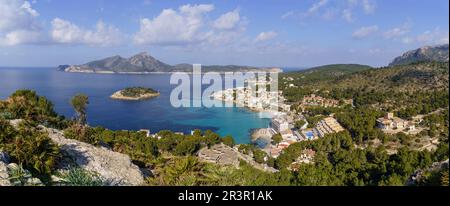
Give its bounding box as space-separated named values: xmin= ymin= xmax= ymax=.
xmin=0 ymin=67 xmax=271 ymax=144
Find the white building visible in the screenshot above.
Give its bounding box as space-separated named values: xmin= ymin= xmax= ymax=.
xmin=271 ymin=115 xmax=289 ymax=133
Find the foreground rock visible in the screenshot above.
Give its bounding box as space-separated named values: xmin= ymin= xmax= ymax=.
xmin=198 ymin=143 xmax=278 ymax=173
xmin=0 ymin=158 xmax=11 ymax=186
xmin=1 ymin=153 xmax=44 ymax=186
xmin=41 ymin=127 xmax=145 ymax=186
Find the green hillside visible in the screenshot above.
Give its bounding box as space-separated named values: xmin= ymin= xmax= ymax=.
xmin=281 ymin=62 xmax=449 ymax=111
xmin=281 ymin=64 xmax=372 ymax=84
xmin=304 ymin=64 xmax=373 ymax=74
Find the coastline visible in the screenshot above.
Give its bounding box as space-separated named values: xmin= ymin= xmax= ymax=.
xmin=62 ymin=70 xmax=283 ymax=75
xmin=213 ymin=97 xmax=278 ymax=113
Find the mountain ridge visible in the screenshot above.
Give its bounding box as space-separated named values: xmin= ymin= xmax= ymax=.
xmin=389 ymin=44 xmax=449 ymax=66
xmin=59 ymin=52 xmax=282 ymax=73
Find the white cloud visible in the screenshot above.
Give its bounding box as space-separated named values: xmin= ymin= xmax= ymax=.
xmin=341 ymin=0 xmax=376 ymax=22
xmin=342 ymin=9 xmax=354 ymax=23
xmin=283 ymin=0 xmax=375 ymax=23
xmin=213 ymin=9 xmax=240 ymax=30
xmin=416 ymin=28 xmax=449 ymax=45
xmin=133 ymin=4 xmax=214 ymax=45
xmin=286 ymin=0 xmax=330 ymax=20
xmin=133 ymin=4 xmax=248 ymax=48
xmin=205 ymin=30 xmax=243 ymax=47
xmin=281 ymin=11 xmax=294 ymax=19
xmin=308 ymin=0 xmax=328 ymax=13
xmin=383 ymin=22 xmax=411 ymax=39
xmin=402 ymin=37 xmax=414 ymax=44
xmin=401 ymin=28 xmax=449 ymax=45
xmin=255 ymin=31 xmax=278 ymax=42
xmin=51 ymin=18 xmax=123 ymax=46
xmin=0 ymin=29 xmax=41 ymax=46
xmin=361 ymin=0 xmax=376 ymax=14
xmin=20 ymin=0 xmax=38 ymax=16
xmin=352 ymin=25 xmax=378 ymax=38
xmin=0 ymin=0 xmax=42 ymax=46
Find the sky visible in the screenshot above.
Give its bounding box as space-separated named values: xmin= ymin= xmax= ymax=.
xmin=0 ymin=0 xmax=448 ymax=67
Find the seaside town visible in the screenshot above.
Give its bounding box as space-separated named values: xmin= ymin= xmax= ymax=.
xmin=204 ymin=77 xmax=346 ymax=166
xmin=194 ymin=74 xmax=443 ymax=172
xmin=129 ymin=77 xmax=352 ymax=172
xmin=85 ymin=63 xmax=447 ymax=178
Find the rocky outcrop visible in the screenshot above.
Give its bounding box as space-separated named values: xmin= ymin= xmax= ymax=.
xmin=407 ymin=159 xmax=449 ymax=185
xmin=0 ymin=155 xmax=11 ymax=186
xmin=42 ymin=127 xmax=145 ymax=186
xmin=390 ymin=44 xmax=449 ymax=66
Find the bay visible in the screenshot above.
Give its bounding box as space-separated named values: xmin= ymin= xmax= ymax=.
xmin=0 ymin=67 xmax=271 ymax=144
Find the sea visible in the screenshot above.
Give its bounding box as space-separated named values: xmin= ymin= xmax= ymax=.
xmin=0 ymin=67 xmax=272 ymax=144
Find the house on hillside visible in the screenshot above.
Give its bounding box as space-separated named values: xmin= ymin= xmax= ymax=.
xmin=376 ymin=112 xmax=418 ymax=135
xmin=377 ymin=113 xmax=410 ymax=130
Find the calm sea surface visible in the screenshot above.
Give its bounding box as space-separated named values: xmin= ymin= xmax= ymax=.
xmin=0 ymin=67 xmax=271 ymax=144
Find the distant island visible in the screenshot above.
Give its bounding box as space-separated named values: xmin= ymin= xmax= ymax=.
xmin=110 ymin=87 xmax=160 ymax=101
xmin=58 ymin=52 xmax=282 ymax=74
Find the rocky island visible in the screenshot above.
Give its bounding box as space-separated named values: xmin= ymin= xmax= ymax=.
xmin=58 ymin=52 xmax=282 ymax=74
xmin=110 ymin=87 xmax=160 ymax=101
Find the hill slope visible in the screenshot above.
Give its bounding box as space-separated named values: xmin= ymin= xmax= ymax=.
xmin=303 ymin=64 xmax=372 ymax=76
xmin=333 ymin=62 xmax=449 ymax=92
xmin=281 ymin=64 xmax=372 ymax=84
xmin=389 ymin=44 xmax=449 ymax=66
xmin=281 ymin=61 xmax=448 ymax=100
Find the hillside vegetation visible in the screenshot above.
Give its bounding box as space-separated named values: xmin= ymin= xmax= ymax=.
xmin=281 ymin=61 xmax=449 ymax=103
xmin=283 ymin=64 xmax=372 ymax=83
xmin=120 ymin=87 xmax=159 ymax=98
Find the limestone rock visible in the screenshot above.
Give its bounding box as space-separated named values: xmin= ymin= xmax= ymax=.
xmin=0 ymin=161 xmax=11 ymax=186
xmin=0 ymin=161 xmax=44 ymax=186
xmin=26 ymin=178 xmax=44 ymax=186
xmin=42 ymin=127 xmax=145 ymax=186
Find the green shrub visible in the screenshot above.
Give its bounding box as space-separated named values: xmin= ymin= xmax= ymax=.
xmin=61 ymin=167 xmax=105 ymax=186
xmin=1 ymin=90 xmax=68 ymax=129
xmin=2 ymin=121 xmax=60 ymax=180
xmin=7 ymin=164 xmax=29 ymax=186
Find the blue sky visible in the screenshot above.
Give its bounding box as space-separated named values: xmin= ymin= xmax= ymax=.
xmin=0 ymin=0 xmax=448 ymax=67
